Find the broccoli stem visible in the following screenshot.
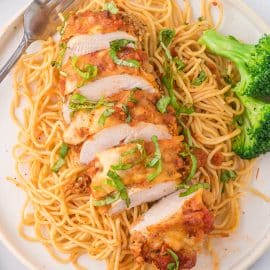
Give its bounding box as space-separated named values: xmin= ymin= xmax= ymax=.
xmin=199 ymin=30 xmax=253 ymax=65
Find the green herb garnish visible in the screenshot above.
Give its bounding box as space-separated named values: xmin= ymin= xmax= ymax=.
xmin=167 ymin=249 xmax=180 ymax=270
xmin=127 ymin=90 xmax=138 ymax=103
xmin=107 ymin=170 xmax=130 ymax=207
xmin=51 ymin=43 xmax=67 ymax=68
xmin=156 ymin=95 xmax=171 ymax=113
xmin=121 ymin=104 xmax=132 ymax=123
xmin=71 ymin=56 xmax=98 ymax=87
xmin=186 ymin=153 xmax=198 ymax=182
xmin=159 ymin=29 xmax=194 ymax=115
xmin=192 ymin=70 xmax=207 ymax=86
xmin=146 ymin=135 xmax=162 ymax=181
xmin=220 ymin=170 xmax=237 ymax=183
xmin=98 ymin=108 xmax=115 ymax=126
xmin=109 ymin=39 xmax=140 ymax=68
xmin=178 ymin=183 xmax=210 ymax=197
xmin=162 ymin=69 xmax=194 ymax=115
xmin=174 ymin=57 xmax=185 ymax=71
xmin=69 ymin=94 xmax=113 ymax=114
xmin=104 ymin=1 xmax=119 ymax=14
xmin=159 ymin=29 xmax=175 ymax=60
xmin=51 ymin=143 xmax=69 ymax=173
xmin=93 ymin=192 xmax=120 ymax=206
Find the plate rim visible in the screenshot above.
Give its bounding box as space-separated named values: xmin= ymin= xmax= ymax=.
xmin=0 ymin=1 xmax=269 ymax=270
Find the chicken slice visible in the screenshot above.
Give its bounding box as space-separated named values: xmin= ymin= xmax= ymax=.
xmin=80 ymin=123 xmax=171 ymax=164
xmin=88 ymin=137 xmax=185 ymax=199
xmin=130 ymin=190 xmax=214 ymax=270
xmin=61 ymin=49 xmax=153 ymax=95
xmin=62 ymin=10 xmax=144 ymax=42
xmin=63 ymin=90 xmax=178 ymax=145
xmin=63 ymin=32 xmax=137 ymax=64
xmin=79 ymin=74 xmax=157 ymax=101
xmin=108 ymin=182 xmax=177 ymax=216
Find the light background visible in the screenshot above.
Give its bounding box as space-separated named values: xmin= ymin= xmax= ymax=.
xmin=0 ymin=0 xmax=270 ymax=269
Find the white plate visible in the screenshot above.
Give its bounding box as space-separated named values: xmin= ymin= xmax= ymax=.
xmin=0 ymin=1 xmax=270 ymax=270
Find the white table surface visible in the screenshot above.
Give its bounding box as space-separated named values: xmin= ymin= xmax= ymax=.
xmin=0 ymin=0 xmax=270 ymax=269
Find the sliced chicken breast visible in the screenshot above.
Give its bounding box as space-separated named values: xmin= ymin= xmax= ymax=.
xmin=63 ymin=32 xmax=137 ymax=64
xmin=109 ymin=182 xmax=177 ymax=215
xmin=80 ymin=122 xmax=172 ymax=164
xmin=88 ymin=137 xmax=185 ymax=198
xmin=130 ymin=190 xmax=214 ymax=270
xmin=79 ymin=74 xmax=157 ymax=101
xmin=61 ymin=49 xmax=153 ymax=95
xmin=63 ymin=90 xmax=178 ymax=145
xmin=62 ymin=10 xmax=143 ymax=42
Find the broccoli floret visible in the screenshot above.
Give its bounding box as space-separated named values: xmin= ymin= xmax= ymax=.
xmin=199 ymin=30 xmax=270 ymax=97
xmin=233 ymin=95 xmax=270 ymax=159
xmin=199 ymin=30 xmax=270 ymax=159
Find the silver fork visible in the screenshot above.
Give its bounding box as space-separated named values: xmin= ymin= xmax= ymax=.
xmin=0 ymin=0 xmax=75 ymax=83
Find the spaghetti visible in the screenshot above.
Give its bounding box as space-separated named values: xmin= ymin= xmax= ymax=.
xmin=9 ymin=0 xmax=255 ymax=269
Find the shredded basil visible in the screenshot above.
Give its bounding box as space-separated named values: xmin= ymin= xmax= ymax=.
xmin=220 ymin=170 xmax=237 ymax=183
xmin=159 ymin=29 xmax=175 ymax=60
xmin=109 ymin=39 xmax=140 ymax=68
xmin=71 ymin=56 xmax=98 ymax=87
xmin=111 ymin=163 xmax=134 ymax=171
xmin=146 ymin=135 xmax=162 ymax=182
xmin=104 ymin=2 xmax=119 ymax=14
xmin=121 ymin=104 xmax=132 ymax=123
xmin=162 ymin=69 xmax=194 ymax=115
xmin=179 ymin=120 xmax=193 ymax=146
xmin=186 ymin=153 xmax=198 ymax=182
xmin=179 ymin=142 xmax=197 ymax=182
xmin=121 ymin=143 xmax=146 ymax=158
xmin=59 ymin=14 xmax=70 ymax=36
xmin=167 ymin=249 xmax=179 ymax=270
xmin=98 ymin=108 xmax=115 ymax=126
xmin=178 ymin=183 xmax=210 ymax=197
xmin=156 ymin=95 xmax=171 ymax=113
xmin=51 ymin=143 xmax=69 ymax=173
xmin=69 ymin=94 xmax=113 ymax=114
xmin=174 ymin=57 xmax=185 ymax=71
xmin=159 ymin=29 xmax=194 ymax=115
xmin=93 ymin=192 xmax=120 ymax=206
xmin=51 ymin=43 xmax=67 ymax=68
xmin=192 ymin=70 xmax=207 ymax=86
xmin=127 ymin=90 xmax=138 ymax=103
xmin=107 ymin=170 xmax=130 ymax=207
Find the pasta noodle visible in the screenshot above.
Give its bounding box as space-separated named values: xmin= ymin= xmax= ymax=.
xmin=8 ymin=0 xmax=256 ymax=269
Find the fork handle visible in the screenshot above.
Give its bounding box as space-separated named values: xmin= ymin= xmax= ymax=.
xmin=0 ymin=35 xmax=29 ymax=84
